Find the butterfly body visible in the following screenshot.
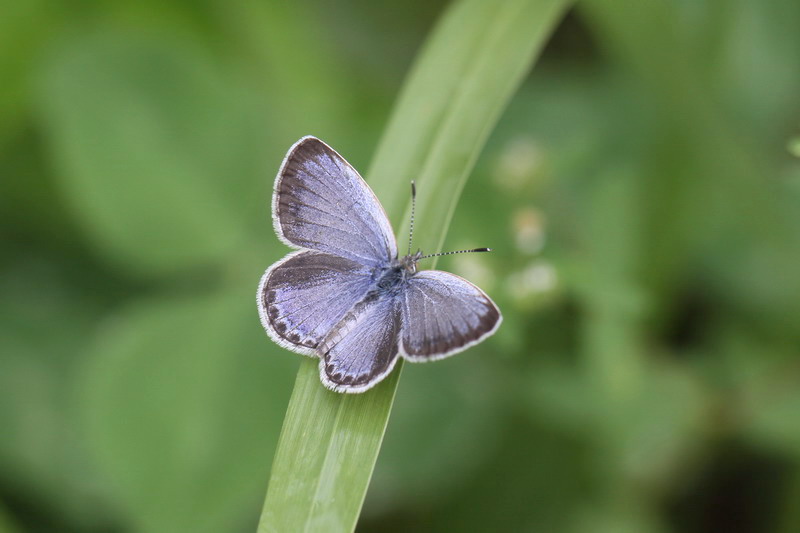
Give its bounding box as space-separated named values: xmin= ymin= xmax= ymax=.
xmin=258 ymin=136 xmax=501 ymax=393
xmin=375 ymin=253 xmax=420 ymax=293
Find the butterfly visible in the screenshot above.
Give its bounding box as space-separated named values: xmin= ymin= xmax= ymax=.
xmin=257 ymin=136 xmax=502 ymax=393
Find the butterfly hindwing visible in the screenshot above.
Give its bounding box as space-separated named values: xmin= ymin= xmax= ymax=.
xmin=317 ymin=295 xmax=401 ymax=393
xmin=399 ymin=270 xmax=502 ymax=361
xmin=258 ymin=250 xmax=374 ymax=355
xmin=273 ymin=136 xmax=397 ymax=266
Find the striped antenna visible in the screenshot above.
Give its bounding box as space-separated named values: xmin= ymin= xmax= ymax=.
xmin=419 ymin=248 xmax=491 ymax=260
xmin=407 ymin=181 xmax=416 ymax=256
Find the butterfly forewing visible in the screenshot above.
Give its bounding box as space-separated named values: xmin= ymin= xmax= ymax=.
xmin=400 ymin=271 xmax=502 ymax=361
xmin=273 ymin=136 xmax=397 ymax=266
xmin=258 ymin=251 xmax=374 ymax=355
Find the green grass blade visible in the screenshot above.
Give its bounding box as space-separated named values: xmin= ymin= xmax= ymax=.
xmin=257 ymin=1 xmax=570 ymax=531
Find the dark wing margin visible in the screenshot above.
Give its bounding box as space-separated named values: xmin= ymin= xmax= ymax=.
xmin=257 ymin=250 xmax=374 ymax=356
xmin=317 ymin=296 xmax=402 ymax=393
xmin=272 ymin=136 xmax=398 ymax=266
xmin=400 ymin=270 xmax=501 ymax=361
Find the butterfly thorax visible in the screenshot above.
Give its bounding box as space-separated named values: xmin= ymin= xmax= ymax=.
xmin=373 ymin=252 xmax=422 ymax=295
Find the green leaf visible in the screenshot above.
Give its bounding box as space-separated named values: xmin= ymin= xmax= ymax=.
xmin=257 ymin=1 xmax=571 ymax=531
xmin=370 ymin=358 xmax=506 ymax=507
xmin=38 ymin=30 xmax=263 ymax=277
xmin=0 ymin=258 xmax=106 ymax=528
xmin=0 ymin=0 xmax=58 ymax=146
xmin=0 ymin=501 xmax=22 ymax=533
xmin=78 ymin=284 xmax=297 ymax=533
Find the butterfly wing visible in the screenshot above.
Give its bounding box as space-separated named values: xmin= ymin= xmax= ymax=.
xmin=317 ymin=296 xmax=401 ymax=393
xmin=400 ymin=271 xmax=502 ymax=361
xmin=258 ymin=250 xmax=374 ymax=356
xmin=273 ymin=136 xmax=398 ymax=266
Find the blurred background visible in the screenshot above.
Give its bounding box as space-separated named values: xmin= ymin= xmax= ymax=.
xmin=2 ymin=1 xmax=800 ymax=532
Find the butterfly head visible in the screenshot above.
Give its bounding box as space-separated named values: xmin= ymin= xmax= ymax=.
xmin=399 ymin=250 xmax=423 ymax=275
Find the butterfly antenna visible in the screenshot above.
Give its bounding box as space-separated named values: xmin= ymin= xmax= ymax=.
xmin=419 ymin=248 xmax=492 ymax=260
xmin=407 ymin=181 xmax=416 ymax=256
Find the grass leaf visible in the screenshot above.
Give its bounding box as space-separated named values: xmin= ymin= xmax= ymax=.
xmin=257 ymin=1 xmax=570 ymax=531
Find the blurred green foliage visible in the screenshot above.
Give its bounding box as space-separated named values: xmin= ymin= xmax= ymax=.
xmin=1 ymin=1 xmax=799 ymax=532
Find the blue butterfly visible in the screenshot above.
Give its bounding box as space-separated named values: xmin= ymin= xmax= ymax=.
xmin=258 ymin=137 xmax=502 ymax=393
